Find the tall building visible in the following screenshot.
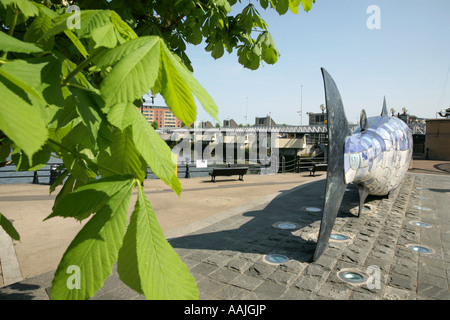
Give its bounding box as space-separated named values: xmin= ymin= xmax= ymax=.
xmin=140 ymin=105 xmax=182 ymax=128
xmin=255 ymin=116 xmax=276 ymax=126
xmin=308 ymin=112 xmax=327 ymax=125
xmin=223 ymin=119 xmax=239 ymax=127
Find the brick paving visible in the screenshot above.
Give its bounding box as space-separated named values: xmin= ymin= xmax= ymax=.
xmin=167 ymin=173 xmax=450 ymax=300
xmin=1 ymin=170 xmax=449 ymax=300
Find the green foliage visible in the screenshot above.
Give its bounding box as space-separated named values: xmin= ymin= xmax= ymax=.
xmin=0 ymin=211 xmax=20 ymax=241
xmin=117 ymin=184 xmax=197 ymax=299
xmin=0 ymin=0 xmax=315 ymax=300
xmin=47 ymin=175 xmax=136 ymax=300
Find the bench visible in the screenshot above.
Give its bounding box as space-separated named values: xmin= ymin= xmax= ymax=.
xmin=209 ymin=167 xmax=248 ymax=182
xmin=307 ymin=163 xmax=328 ymax=176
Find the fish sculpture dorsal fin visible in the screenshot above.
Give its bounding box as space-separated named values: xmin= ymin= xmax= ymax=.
xmin=360 ymin=109 xmax=367 ymax=131
xmin=381 ymin=96 xmax=388 ymax=116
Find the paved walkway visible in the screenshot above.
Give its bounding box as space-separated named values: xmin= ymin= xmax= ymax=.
xmin=0 ymin=160 xmax=449 ymax=300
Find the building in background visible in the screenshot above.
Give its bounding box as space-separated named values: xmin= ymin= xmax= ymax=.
xmin=305 ymin=109 xmax=328 ymax=147
xmin=141 ymin=105 xmax=182 ymax=128
xmin=255 ymin=116 xmax=276 ymax=127
xmin=223 ymin=118 xmax=239 ymax=128
xmin=307 ymin=111 xmax=327 ymax=125
xmin=425 ymin=119 xmax=450 ymax=160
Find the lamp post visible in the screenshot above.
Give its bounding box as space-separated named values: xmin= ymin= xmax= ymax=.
xmin=320 ymin=104 xmax=326 ymax=124
xmin=390 ymin=108 xmax=395 ymax=116
xmin=185 ymin=157 xmax=190 ymax=178
xmin=299 ymin=84 xmax=303 ymax=125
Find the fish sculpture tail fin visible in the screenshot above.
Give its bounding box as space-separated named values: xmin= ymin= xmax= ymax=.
xmin=312 ymin=68 xmax=352 ymax=261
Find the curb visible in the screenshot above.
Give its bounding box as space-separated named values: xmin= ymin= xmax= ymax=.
xmin=0 ymin=227 xmax=23 ymax=287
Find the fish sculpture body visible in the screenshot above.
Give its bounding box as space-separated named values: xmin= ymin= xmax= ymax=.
xmin=313 ymin=68 xmax=413 ymax=261
xmin=344 ymin=110 xmax=413 ymax=200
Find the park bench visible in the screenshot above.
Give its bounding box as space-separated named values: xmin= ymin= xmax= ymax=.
xmin=307 ymin=163 xmax=328 ymax=176
xmin=209 ymin=167 xmax=248 ymax=182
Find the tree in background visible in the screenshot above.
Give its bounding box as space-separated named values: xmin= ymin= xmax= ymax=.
xmin=0 ymin=0 xmax=315 ymax=299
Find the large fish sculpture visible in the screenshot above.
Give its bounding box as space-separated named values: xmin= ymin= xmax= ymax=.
xmin=312 ymin=68 xmax=413 ymax=261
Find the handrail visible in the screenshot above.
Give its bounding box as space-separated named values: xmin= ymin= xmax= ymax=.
xmin=1 ymin=155 xmax=329 ymax=183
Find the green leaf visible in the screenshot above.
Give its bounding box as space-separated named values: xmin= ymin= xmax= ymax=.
xmin=64 ymin=29 xmax=88 ymax=59
xmin=55 ymin=123 xmax=99 ymax=186
xmin=258 ymin=32 xmax=279 ymax=64
xmin=49 ymin=169 xmax=69 ymax=195
xmin=90 ymin=22 xmax=118 ymax=49
xmin=0 ymin=59 xmax=46 ymax=102
xmin=184 ymin=24 xmax=202 ymax=45
xmin=0 ymin=31 xmax=42 ymax=54
xmin=118 ymin=184 xmax=198 ymax=299
xmin=97 ymin=36 xmax=160 ymax=107
xmin=106 ymin=102 xmax=136 ymax=130
xmin=97 ymin=127 xmax=147 ymax=182
xmin=62 ymin=58 xmax=96 ymax=94
xmin=52 ymin=173 xmax=75 ymax=209
xmin=0 ymin=74 xmax=48 ymax=158
xmin=24 ymin=12 xmax=54 ymax=50
xmin=260 ymin=0 xmax=269 ymax=9
xmin=153 ymin=43 xmax=197 ymax=125
xmin=211 ymin=41 xmax=225 ymax=59
xmin=49 ymin=176 xmax=135 ymax=300
xmin=70 ymin=86 xmax=103 ymax=147
xmin=158 ymin=41 xmax=219 ymax=123
xmin=47 ymin=10 xmax=110 ymax=38
xmin=302 ymin=0 xmax=313 ymax=12
xmin=131 ymin=107 xmax=181 ymax=195
xmin=0 ymin=56 xmax=63 ymax=127
xmin=0 ymin=212 xmax=20 ymax=241
xmin=11 ymin=144 xmax=50 ymax=171
xmin=238 ymin=46 xmax=260 ymax=70
xmin=46 ymin=175 xmax=135 ymax=222
xmin=288 ymin=0 xmax=301 ymax=14
xmin=75 ymin=10 xmax=111 ymax=39
xmin=97 ymin=36 xmax=218 ymax=125
xmin=1 ymin=0 xmax=38 ymax=18
xmin=14 ymin=0 xmax=38 ymax=18
xmin=32 ymin=2 xmax=58 ymax=20
xmin=60 ymin=151 xmax=97 ymax=189
xmin=0 ymin=143 xmax=11 ymax=162
xmin=275 ymin=0 xmax=289 ymax=15
xmin=37 ymin=55 xmax=64 ymax=108
xmin=110 ymin=10 xmax=138 ymax=41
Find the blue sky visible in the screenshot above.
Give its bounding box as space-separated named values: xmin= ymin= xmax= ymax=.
xmin=150 ymin=0 xmax=450 ymax=126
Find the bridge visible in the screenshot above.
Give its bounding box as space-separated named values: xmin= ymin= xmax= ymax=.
xmin=157 ymin=122 xmax=424 ymax=135
xmin=157 ymin=124 xmax=358 ymax=135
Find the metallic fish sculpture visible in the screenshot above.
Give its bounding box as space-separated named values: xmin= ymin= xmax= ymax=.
xmin=312 ymin=68 xmax=413 ymax=261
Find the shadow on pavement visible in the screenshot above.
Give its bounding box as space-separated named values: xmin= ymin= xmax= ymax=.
xmin=169 ymin=179 xmax=366 ymax=264
xmin=0 ymin=282 xmax=41 ymax=300
xmin=434 ymin=163 xmax=450 ymax=174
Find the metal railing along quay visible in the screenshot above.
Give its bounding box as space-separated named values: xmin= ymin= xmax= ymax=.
xmin=0 ymin=156 xmax=327 ymax=184
xmin=0 ymin=162 xmax=64 ymax=185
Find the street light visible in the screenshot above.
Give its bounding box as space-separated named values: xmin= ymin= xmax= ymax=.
xmin=298 ymin=84 xmax=303 ymax=125
xmin=390 ymin=108 xmax=395 ymax=116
